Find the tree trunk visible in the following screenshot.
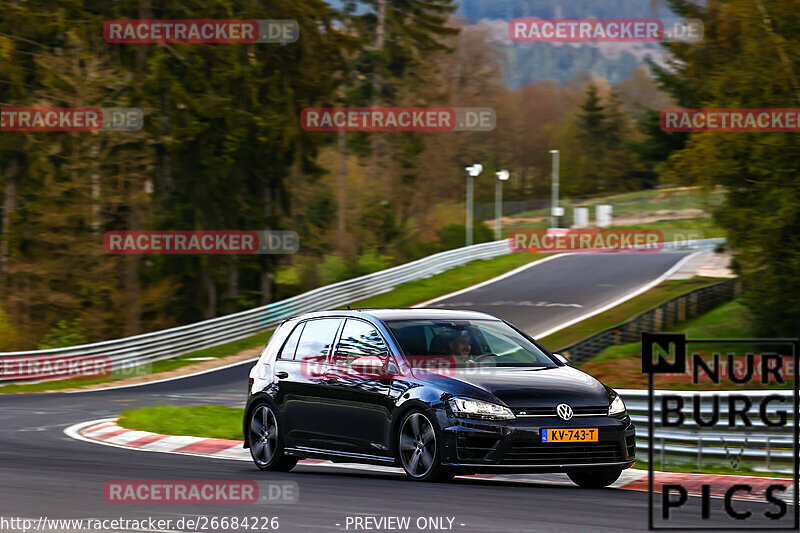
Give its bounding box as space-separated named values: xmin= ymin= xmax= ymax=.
xmin=225 ymin=256 xmax=239 ymax=313
xmin=0 ymin=160 xmax=19 ymax=285
xmin=337 ymin=129 xmax=347 ymax=252
xmin=259 ymin=271 xmax=273 ymax=306
xmin=123 ymin=202 xmax=142 ymax=336
xmin=370 ymin=0 xmax=387 ymax=184
xmin=202 ymin=269 xmax=217 ymax=319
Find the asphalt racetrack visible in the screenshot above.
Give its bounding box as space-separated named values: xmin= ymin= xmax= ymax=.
xmin=0 ymin=252 xmax=782 ymax=532
xmin=419 ymin=251 xmax=696 ymax=337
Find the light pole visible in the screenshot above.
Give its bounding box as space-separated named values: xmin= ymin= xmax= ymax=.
xmin=495 ymin=170 xmax=509 ymax=240
xmin=550 ymin=150 xmax=560 ymax=228
xmin=465 ymin=164 xmax=483 ymax=246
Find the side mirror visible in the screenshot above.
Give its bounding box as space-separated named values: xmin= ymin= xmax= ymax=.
xmin=553 ymin=353 xmax=570 ymax=366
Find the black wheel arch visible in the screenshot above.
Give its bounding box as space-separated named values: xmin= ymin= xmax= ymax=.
xmin=242 ymin=392 xmax=275 ymax=448
xmin=388 ymin=399 xmax=444 ymax=460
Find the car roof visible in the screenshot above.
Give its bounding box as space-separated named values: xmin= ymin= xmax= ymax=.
xmin=288 ymin=308 xmax=499 ymax=322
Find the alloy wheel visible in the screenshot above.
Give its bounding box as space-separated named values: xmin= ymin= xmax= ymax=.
xmin=399 ymin=413 xmax=437 ymax=478
xmin=249 ymin=405 xmax=279 ymax=467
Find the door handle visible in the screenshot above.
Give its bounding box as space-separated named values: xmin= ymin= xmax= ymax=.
xmin=275 ymin=371 xmax=289 ymax=379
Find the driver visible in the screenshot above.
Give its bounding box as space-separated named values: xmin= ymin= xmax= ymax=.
xmin=448 ymin=331 xmax=473 ymax=362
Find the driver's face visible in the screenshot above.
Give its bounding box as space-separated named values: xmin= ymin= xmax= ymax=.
xmin=450 ymin=336 xmax=471 ymax=357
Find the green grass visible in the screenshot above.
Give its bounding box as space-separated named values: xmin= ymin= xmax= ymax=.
xmin=610 ymin=218 xmax=726 ymax=238
xmin=679 ymin=299 xmax=754 ymax=338
xmin=502 ymin=217 xmax=725 ymax=240
xmin=575 ymin=299 xmax=792 ymax=390
xmin=633 ymin=459 xmax=792 ymax=478
xmin=588 ymin=299 xmax=752 ymax=365
xmin=118 ymin=404 xmax=245 ymax=440
xmin=344 ymin=252 xmax=549 ymax=309
xmin=511 ymin=186 xmax=725 ymax=220
xmin=502 ymin=186 xmax=727 ymax=241
xmin=539 ymin=277 xmax=723 ymax=352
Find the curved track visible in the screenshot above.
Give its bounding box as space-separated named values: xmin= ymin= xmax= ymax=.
xmin=0 ymin=252 xmax=771 ymax=532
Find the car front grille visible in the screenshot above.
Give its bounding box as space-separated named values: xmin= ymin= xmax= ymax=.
xmin=502 ymin=441 xmax=624 ymax=465
xmin=511 ymin=406 xmax=608 ymax=417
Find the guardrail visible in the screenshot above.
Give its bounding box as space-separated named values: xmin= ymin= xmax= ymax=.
xmin=0 ymin=239 xmax=510 ymax=382
xmin=618 ymin=389 xmax=796 ymax=473
xmin=0 ymin=237 xmax=724 ymax=383
xmin=560 ymin=275 xmax=739 ymax=365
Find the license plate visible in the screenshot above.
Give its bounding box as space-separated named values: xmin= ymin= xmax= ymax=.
xmin=541 ymin=428 xmax=598 ymax=443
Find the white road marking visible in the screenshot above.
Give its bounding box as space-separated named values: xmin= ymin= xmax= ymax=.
xmin=413 ymin=254 xmax=566 ymax=308
xmin=429 ymin=300 xmax=582 ymax=308
xmin=533 ymin=252 xmax=701 ymax=339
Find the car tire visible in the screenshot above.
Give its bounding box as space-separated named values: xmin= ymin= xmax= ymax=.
xmin=397 ymin=410 xmax=454 ymax=482
xmin=247 ymin=401 xmax=298 ymax=472
xmin=567 ymin=468 xmax=622 ymax=488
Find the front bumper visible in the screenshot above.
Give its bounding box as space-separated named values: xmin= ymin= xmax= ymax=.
xmin=435 ymin=410 xmax=636 ymax=474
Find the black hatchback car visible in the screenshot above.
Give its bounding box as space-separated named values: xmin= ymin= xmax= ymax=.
xmin=243 ymin=309 xmax=635 ymax=487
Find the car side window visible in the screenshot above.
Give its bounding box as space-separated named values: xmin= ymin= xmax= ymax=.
xmin=278 ymin=322 xmax=305 ymax=360
xmin=335 ymin=319 xmax=389 ymax=358
xmin=294 ymin=318 xmax=341 ymax=362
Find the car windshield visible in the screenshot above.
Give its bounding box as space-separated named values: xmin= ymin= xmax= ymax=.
xmin=385 ymin=319 xmax=557 ymax=368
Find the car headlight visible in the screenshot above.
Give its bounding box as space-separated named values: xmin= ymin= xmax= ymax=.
xmin=448 ymin=397 xmax=515 ymax=420
xmin=609 ymin=394 xmax=626 ymax=416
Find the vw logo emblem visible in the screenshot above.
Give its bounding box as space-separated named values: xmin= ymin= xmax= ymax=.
xmin=556 ymin=403 xmax=573 ymax=421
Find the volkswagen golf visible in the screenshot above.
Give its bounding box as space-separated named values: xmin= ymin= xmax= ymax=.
xmin=243 ymin=309 xmax=635 ymax=487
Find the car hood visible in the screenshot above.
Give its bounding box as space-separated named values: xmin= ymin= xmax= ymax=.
xmin=433 ymin=366 xmax=611 ymax=408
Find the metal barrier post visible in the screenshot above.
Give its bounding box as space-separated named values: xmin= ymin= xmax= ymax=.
xmin=697 ymin=436 xmax=702 ymax=468
xmin=766 ymin=436 xmax=771 ymax=471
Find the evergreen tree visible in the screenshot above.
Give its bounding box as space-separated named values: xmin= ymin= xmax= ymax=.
xmin=652 ymin=0 xmax=800 ymax=335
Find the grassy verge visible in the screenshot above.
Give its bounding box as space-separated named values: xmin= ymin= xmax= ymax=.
xmin=346 ymin=252 xmax=548 ymax=309
xmin=511 ymin=186 xmax=725 ymax=220
xmin=0 ymin=252 xmax=548 ymax=394
xmin=503 ymin=217 xmax=726 ymax=239
xmin=610 ymin=218 xmax=726 ymax=238
xmin=633 ymin=459 xmax=792 ymax=478
xmin=539 ymin=277 xmax=723 ymax=352
xmin=576 ymin=299 xmax=782 ymax=390
xmin=501 ymin=186 xmax=726 ymax=239
xmin=118 ymin=404 xmax=245 ymax=440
